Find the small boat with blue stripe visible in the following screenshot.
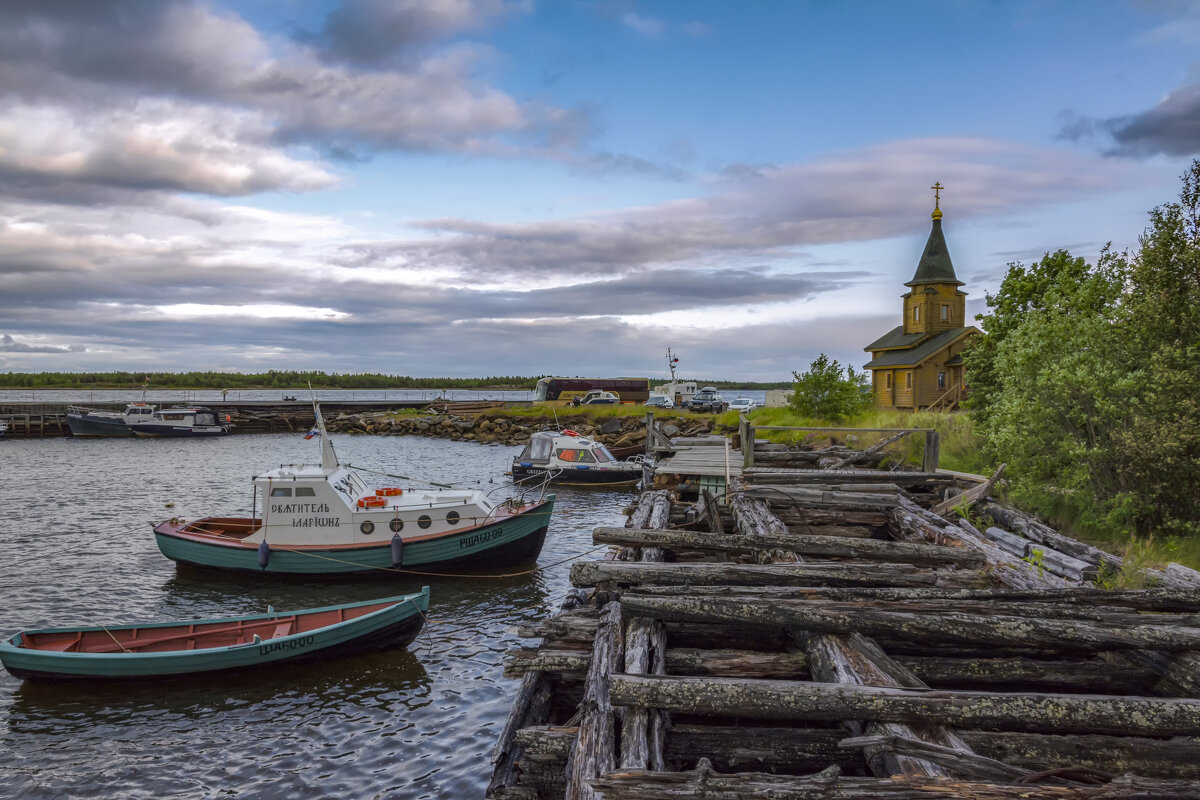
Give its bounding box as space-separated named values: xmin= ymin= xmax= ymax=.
xmin=511 ymin=430 xmax=644 ymax=487
xmin=0 ymin=589 xmax=429 ymax=681
xmin=153 ymin=403 xmax=555 ymax=575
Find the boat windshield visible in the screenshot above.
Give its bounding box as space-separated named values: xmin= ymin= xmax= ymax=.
xmin=594 ymin=446 xmax=617 ymax=463
xmin=529 ymin=435 xmax=553 ymax=462
xmin=556 ymin=448 xmax=596 ymax=463
xmin=195 ymin=412 xmax=218 ymax=426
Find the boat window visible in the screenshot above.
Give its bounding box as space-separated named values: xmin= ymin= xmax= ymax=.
xmin=446 ymin=510 xmax=460 ymax=526
xmin=556 ymin=448 xmax=596 ymax=463
xmin=594 ymin=446 xmax=616 ymax=463
xmin=195 ymin=413 xmax=217 ymax=426
xmin=389 ymin=518 xmax=403 ymax=533
xmin=271 ymin=488 xmax=292 ymax=497
xmin=164 ymin=414 xmax=185 ymax=421
xmin=295 ymin=487 xmax=316 ymax=497
xmin=529 ymin=436 xmax=553 ymax=462
xmin=417 ymin=515 xmax=432 ymax=529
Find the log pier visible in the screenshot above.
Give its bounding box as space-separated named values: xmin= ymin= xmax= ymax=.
xmin=487 ymin=439 xmax=1200 ymax=799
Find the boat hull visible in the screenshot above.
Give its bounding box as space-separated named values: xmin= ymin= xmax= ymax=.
xmin=0 ymin=591 xmax=428 ymax=681
xmin=66 ymin=414 xmax=134 ymax=437
xmin=512 ymin=464 xmax=641 ymax=486
xmin=131 ymin=424 xmax=229 ymax=438
xmin=154 ymin=497 xmax=555 ymax=575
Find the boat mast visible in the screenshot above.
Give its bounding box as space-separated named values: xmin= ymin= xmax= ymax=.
xmin=308 ymin=384 xmax=340 ymax=471
xmin=666 ymin=346 xmax=679 ymax=382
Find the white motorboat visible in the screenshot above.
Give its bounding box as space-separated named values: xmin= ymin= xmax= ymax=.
xmin=153 ymin=403 xmax=556 ymax=574
xmin=129 ymin=407 xmax=230 ymax=438
xmin=512 ymin=430 xmax=644 ymax=486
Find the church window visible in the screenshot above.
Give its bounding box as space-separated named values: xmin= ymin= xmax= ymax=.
xmin=885 ymin=372 xmax=892 ymax=389
xmin=937 ymin=372 xmax=946 ymax=389
xmin=913 ymin=306 xmax=920 ymax=322
xmin=940 ymin=304 xmax=949 ymax=321
xmin=905 ymin=372 xmax=912 ymax=389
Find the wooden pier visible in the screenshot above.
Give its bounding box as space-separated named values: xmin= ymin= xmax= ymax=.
xmin=487 ymin=433 xmax=1200 ymax=799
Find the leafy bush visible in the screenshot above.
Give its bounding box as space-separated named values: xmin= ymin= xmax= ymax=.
xmin=789 ymin=354 xmax=872 ymax=422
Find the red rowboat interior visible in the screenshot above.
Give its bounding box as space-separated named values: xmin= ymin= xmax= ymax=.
xmin=20 ymin=600 xmax=398 ymax=654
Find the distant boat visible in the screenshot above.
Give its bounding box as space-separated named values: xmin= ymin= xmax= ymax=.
xmin=0 ymin=589 xmax=429 ymax=681
xmin=66 ymin=402 xmax=156 ymax=437
xmin=0 ymin=419 xmax=7 ymax=437
xmin=153 ymin=401 xmax=555 ymax=574
xmin=130 ymin=407 xmax=230 ymax=438
xmin=512 ymin=430 xmax=643 ymax=486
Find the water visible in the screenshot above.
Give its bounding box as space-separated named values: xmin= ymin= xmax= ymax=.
xmin=0 ymin=388 xmax=771 ymax=405
xmin=0 ymin=433 xmax=631 ymax=798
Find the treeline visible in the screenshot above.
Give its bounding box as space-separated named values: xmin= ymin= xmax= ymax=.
xmin=0 ymin=370 xmax=541 ymax=390
xmin=0 ymin=371 xmax=792 ymax=391
xmin=965 ymin=161 xmax=1200 ymax=539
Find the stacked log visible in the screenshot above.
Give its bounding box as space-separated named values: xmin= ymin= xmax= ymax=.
xmin=488 ymin=469 xmax=1200 ymax=800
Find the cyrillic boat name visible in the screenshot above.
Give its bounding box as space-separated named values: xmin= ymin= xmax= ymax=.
xmin=271 ymin=503 xmax=331 ymax=514
xmin=291 ymin=517 xmax=341 ymax=528
xmin=258 ymin=635 xmax=316 ymax=656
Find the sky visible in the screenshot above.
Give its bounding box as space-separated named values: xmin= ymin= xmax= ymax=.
xmin=2 ymin=0 xmax=1199 ymax=383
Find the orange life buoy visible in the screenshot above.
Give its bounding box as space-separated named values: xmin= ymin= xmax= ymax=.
xmin=376 ymin=488 xmax=404 ymax=497
xmin=562 ymin=430 xmax=580 ymax=437
xmin=357 ymin=496 xmax=387 ymax=508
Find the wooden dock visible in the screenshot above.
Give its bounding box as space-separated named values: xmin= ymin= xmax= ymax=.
xmin=487 ymin=437 xmax=1200 ymax=799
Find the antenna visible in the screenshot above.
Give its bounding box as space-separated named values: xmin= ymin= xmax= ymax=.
xmin=666 ymin=346 xmax=679 ymax=382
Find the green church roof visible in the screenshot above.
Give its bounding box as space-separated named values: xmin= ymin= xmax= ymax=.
xmin=863 ymin=327 xmax=976 ymax=369
xmin=905 ymin=217 xmax=962 ymax=287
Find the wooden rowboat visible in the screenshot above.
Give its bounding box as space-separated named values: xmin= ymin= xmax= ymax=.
xmin=0 ymin=588 xmax=429 ymax=681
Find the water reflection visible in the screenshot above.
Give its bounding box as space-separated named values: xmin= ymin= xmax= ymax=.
xmin=0 ymin=431 xmax=630 ymax=798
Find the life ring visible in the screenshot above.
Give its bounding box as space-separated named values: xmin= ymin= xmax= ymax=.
xmin=357 ymin=496 xmax=386 ymax=508
xmin=376 ymin=487 xmax=404 ymax=497
xmin=562 ymin=429 xmax=580 ymax=437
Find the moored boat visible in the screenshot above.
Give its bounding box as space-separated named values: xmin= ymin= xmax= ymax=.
xmin=153 ymin=402 xmax=555 ymax=575
xmin=130 ymin=406 xmax=230 ymax=438
xmin=66 ymin=402 xmax=156 ymax=437
xmin=512 ymin=430 xmax=643 ymax=486
xmin=0 ymin=589 xmax=429 ymax=681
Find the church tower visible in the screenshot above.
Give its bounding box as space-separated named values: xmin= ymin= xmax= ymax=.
xmin=863 ymin=184 xmax=981 ymax=410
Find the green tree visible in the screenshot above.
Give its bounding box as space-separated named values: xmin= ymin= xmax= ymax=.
xmin=789 ymin=354 xmax=871 ymax=422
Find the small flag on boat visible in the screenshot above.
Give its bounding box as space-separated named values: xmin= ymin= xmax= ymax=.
xmin=304 ymin=426 xmax=320 ymax=440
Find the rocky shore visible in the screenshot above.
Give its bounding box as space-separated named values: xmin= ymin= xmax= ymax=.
xmin=325 ymin=410 xmax=719 ymax=450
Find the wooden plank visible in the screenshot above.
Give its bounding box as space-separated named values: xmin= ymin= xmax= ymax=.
xmin=570 ymin=561 xmax=943 ymax=589
xmin=563 ymin=601 xmax=624 ymax=800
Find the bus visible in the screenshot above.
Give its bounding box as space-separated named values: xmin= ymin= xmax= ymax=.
xmin=533 ymin=377 xmax=651 ymax=404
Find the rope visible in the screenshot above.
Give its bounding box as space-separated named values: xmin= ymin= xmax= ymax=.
xmin=100 ymin=625 xmax=132 ymax=653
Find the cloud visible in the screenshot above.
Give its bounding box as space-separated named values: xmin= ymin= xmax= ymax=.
xmin=1103 ymin=81 xmax=1200 ymax=156
xmin=0 ymin=333 xmax=81 ymax=353
xmin=621 ymin=11 xmax=666 ymax=38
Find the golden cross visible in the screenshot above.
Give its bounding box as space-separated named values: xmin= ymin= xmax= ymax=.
xmin=931 ymin=181 xmax=943 ymax=206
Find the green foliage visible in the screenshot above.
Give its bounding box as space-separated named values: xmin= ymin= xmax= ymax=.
xmin=789 ymin=354 xmax=872 ymax=422
xmin=969 ymin=160 xmax=1200 ymax=540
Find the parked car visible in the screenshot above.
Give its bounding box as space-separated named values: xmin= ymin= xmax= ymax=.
xmin=572 ymin=389 xmax=620 ymax=406
xmin=644 ymin=395 xmax=674 ymax=409
xmin=728 ymin=397 xmax=756 ymax=413
xmin=686 ymin=386 xmax=727 ymax=413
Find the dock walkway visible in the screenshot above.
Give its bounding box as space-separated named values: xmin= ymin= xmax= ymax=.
xmin=488 ymin=440 xmax=1200 ymax=799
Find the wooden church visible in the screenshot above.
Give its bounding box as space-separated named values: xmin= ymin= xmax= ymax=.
xmin=863 ymin=185 xmax=981 ymax=410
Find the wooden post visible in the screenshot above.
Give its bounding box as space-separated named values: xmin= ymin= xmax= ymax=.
xmin=563 ymin=601 xmax=625 ymax=800
xmin=743 ymin=422 xmax=755 ymax=470
xmin=922 ymin=429 xmax=940 ymax=473
xmin=644 ymin=411 xmax=653 ymax=456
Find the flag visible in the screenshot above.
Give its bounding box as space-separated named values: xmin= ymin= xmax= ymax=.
xmin=304 ymin=426 xmax=319 ymax=440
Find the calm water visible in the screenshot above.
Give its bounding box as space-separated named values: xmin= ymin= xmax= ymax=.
xmin=0 ymin=433 xmax=630 ymax=799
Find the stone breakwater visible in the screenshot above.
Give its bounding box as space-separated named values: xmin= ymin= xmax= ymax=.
xmin=325 ymin=411 xmax=717 ymax=449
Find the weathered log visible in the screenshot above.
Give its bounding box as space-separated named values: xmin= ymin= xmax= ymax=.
xmin=1115 ymin=649 xmax=1200 ymax=698
xmin=507 ymin=646 xmax=810 ymax=680
xmin=663 ymin=724 xmax=854 ymax=773
xmin=838 ymin=734 xmax=1031 ymax=783
xmin=609 ymin=673 xmax=1200 ymax=735
xmin=592 ymin=526 xmax=985 ymax=567
xmin=742 ymin=485 xmax=900 ymax=509
xmin=514 ymin=724 xmax=577 ymax=761
xmin=806 ymin=634 xmax=954 ymax=777
xmin=570 ymin=560 xmax=943 ymax=588
xmin=728 ymin=493 xmax=800 ymax=563
xmin=827 ymin=430 xmax=913 ymax=470
xmin=620 ymin=616 xmax=667 ymax=771
xmin=563 ymin=601 xmax=624 ymax=800
xmin=900 ymin=654 xmax=1157 ymax=694
xmin=929 ymin=463 xmax=1005 ymax=517
xmin=589 ymin=765 xmax=1200 ymax=799
xmin=978 ymin=527 xmax=1098 ymax=582
xmin=619 ymin=584 xmax=1200 ymax=611
xmin=961 ymin=730 xmax=1200 ymax=780
xmin=618 ymin=593 xmax=1200 ymax=652
xmin=486 ymin=671 xmax=552 ymax=798
xmin=981 ymin=502 xmax=1124 ymax=573
xmin=1165 ymin=562 xmax=1200 ymax=588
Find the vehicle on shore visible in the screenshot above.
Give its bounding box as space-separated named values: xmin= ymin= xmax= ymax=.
xmin=685 ymin=386 xmax=728 ymax=413
xmin=571 ymin=390 xmax=621 ymax=406
xmin=728 ymin=397 xmax=757 ymax=413
xmin=66 ymin=402 xmax=156 ymax=437
xmin=130 ymin=407 xmax=230 ymax=438
xmin=0 ymin=591 xmax=429 ymax=681
xmin=644 ymin=395 xmax=674 ymax=409
xmin=153 ymin=402 xmax=555 ymax=575
xmin=511 ymin=430 xmax=643 ymax=486
xmin=533 ymin=376 xmax=649 ymax=404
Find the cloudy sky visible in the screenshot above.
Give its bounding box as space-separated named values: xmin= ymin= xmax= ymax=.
xmin=1 ymin=0 xmax=1198 ymax=382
